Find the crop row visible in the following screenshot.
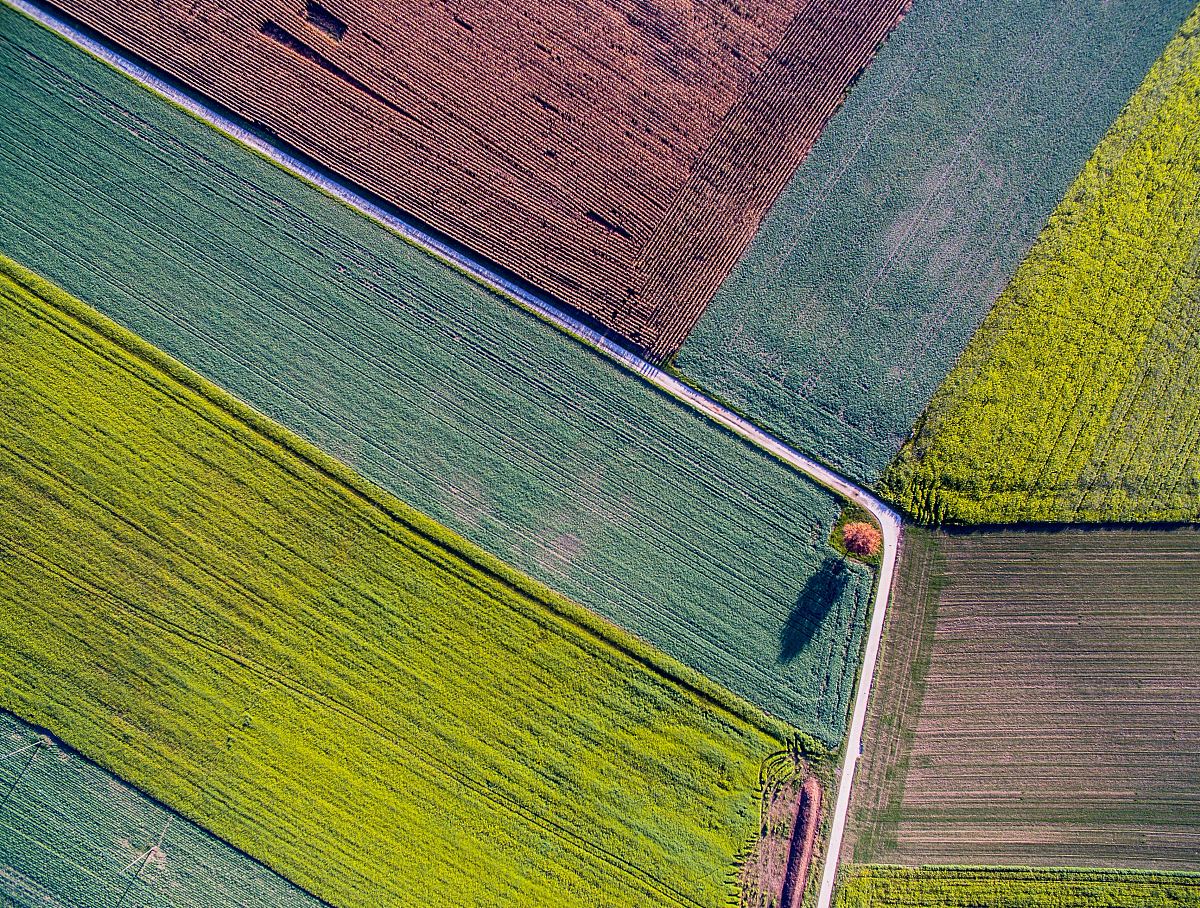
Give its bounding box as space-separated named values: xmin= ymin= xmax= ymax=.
xmin=677 ymin=0 xmax=1194 ymax=484
xmin=43 ymin=0 xmax=907 ymax=356
xmin=884 ymin=4 xmax=1200 ymax=524
xmin=631 ymin=0 xmax=910 ymax=356
xmin=0 ymin=254 xmax=791 ymax=907
xmin=0 ymin=4 xmax=872 ymax=746
xmin=846 ymin=528 xmax=1200 ymax=870
xmin=836 ymin=865 xmax=1200 ymax=907
xmin=0 ymin=711 xmax=327 ymax=908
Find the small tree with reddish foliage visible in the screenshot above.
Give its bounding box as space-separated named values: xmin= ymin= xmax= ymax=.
xmin=842 ymin=521 xmax=882 ymax=557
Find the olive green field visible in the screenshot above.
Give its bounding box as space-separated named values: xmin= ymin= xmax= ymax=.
xmin=0 ymin=254 xmax=796 ymax=908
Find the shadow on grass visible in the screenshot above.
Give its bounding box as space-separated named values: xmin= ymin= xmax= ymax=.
xmin=779 ymin=556 xmax=848 ymax=663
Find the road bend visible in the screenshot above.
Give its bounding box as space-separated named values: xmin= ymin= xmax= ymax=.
xmin=9 ymin=1 xmax=902 ymax=903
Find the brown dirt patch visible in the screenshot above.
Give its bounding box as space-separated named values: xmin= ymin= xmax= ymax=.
xmin=46 ymin=0 xmax=909 ymax=357
xmin=741 ymin=771 xmax=822 ymax=907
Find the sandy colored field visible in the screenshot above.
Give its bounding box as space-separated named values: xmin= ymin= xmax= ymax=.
xmin=845 ymin=528 xmax=1200 ymax=869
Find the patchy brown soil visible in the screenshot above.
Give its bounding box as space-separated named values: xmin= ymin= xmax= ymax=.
xmin=847 ymin=528 xmax=1200 ymax=871
xmin=46 ymin=0 xmax=909 ymax=357
xmin=741 ymin=772 xmax=822 ymax=907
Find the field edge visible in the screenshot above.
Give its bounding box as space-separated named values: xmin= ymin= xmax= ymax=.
xmin=0 ymin=251 xmax=807 ymax=753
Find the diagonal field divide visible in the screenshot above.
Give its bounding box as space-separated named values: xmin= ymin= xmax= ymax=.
xmin=4 ymin=1 xmax=902 ymax=903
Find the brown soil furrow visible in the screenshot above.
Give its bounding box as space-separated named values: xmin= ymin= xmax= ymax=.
xmin=44 ymin=0 xmax=908 ymax=356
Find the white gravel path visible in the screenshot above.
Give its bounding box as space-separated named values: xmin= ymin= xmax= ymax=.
xmin=5 ymin=2 xmax=903 ymax=902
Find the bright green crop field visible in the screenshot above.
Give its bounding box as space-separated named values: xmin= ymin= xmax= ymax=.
xmin=677 ymin=0 xmax=1192 ymax=486
xmin=0 ymin=255 xmax=794 ymax=907
xmin=886 ymin=6 xmax=1200 ymax=524
xmin=0 ymin=711 xmax=327 ymax=908
xmin=0 ymin=5 xmax=871 ymax=745
xmin=836 ymin=866 xmax=1200 ymax=907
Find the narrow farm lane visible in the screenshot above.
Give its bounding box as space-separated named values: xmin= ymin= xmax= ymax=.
xmin=7 ymin=2 xmax=902 ymax=903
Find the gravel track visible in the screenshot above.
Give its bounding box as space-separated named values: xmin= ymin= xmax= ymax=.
xmin=3 ymin=2 xmax=903 ymax=902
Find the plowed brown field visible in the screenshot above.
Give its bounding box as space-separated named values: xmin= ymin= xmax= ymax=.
xmin=846 ymin=528 xmax=1200 ymax=871
xmin=43 ymin=0 xmax=908 ymax=356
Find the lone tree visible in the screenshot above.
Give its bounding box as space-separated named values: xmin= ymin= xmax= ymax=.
xmin=842 ymin=521 xmax=882 ymax=557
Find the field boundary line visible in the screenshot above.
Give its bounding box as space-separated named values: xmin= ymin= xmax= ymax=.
xmin=0 ymin=536 xmax=704 ymax=908
xmin=1 ymin=254 xmax=798 ymax=752
xmin=4 ymin=2 xmax=902 ymax=902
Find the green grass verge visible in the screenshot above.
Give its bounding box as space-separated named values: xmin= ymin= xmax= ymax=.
xmin=0 ymin=4 xmax=871 ymax=744
xmin=0 ymin=253 xmax=801 ymax=907
xmin=884 ymin=6 xmax=1200 ymax=524
xmin=836 ymin=866 xmax=1200 ymax=907
xmin=0 ymin=710 xmax=328 ymax=908
xmin=676 ymin=0 xmax=1192 ymax=487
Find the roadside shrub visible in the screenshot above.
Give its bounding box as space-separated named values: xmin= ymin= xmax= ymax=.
xmin=843 ymin=522 xmax=882 ymax=556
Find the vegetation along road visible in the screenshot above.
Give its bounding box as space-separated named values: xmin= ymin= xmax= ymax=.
xmin=8 ymin=0 xmax=904 ymax=902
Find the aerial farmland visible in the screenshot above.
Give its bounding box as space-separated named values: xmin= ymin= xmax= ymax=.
xmin=35 ymin=0 xmax=907 ymax=357
xmin=0 ymin=5 xmax=876 ymax=746
xmin=846 ymin=529 xmax=1200 ymax=869
xmin=885 ymin=3 xmax=1200 ymax=524
xmin=0 ymin=712 xmax=327 ymax=907
xmin=1 ymin=0 xmax=1199 ymax=906
xmin=678 ymin=0 xmax=1194 ymax=484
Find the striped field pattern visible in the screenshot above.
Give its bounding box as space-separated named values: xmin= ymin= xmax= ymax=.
xmin=0 ymin=254 xmax=791 ymax=908
xmin=846 ymin=528 xmax=1200 ymax=870
xmin=678 ymin=0 xmax=1193 ymax=484
xmin=0 ymin=4 xmax=873 ymax=745
xmin=0 ymin=711 xmax=330 ymax=908
xmin=39 ymin=0 xmax=907 ymax=356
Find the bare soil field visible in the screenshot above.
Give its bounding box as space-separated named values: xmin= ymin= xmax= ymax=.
xmin=41 ymin=0 xmax=907 ymax=357
xmin=845 ymin=528 xmax=1200 ymax=869
xmin=741 ymin=771 xmax=822 ymax=908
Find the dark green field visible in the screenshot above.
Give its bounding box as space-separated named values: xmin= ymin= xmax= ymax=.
xmin=677 ymin=0 xmax=1192 ymax=486
xmin=845 ymin=528 xmax=1200 ymax=869
xmin=0 ymin=5 xmax=871 ymax=745
xmin=886 ymin=5 xmax=1200 ymax=524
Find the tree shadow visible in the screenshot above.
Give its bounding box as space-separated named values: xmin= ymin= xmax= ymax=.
xmin=779 ymin=556 xmax=849 ymax=663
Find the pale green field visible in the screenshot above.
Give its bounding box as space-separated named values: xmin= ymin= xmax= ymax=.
xmin=0 ymin=254 xmax=791 ymax=908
